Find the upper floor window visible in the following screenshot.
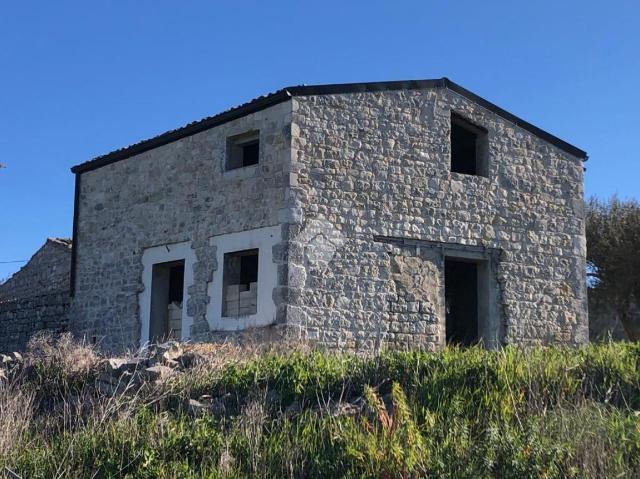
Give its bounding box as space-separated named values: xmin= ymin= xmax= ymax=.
xmin=226 ymin=131 xmax=259 ymax=171
xmin=450 ymin=113 xmax=488 ymax=177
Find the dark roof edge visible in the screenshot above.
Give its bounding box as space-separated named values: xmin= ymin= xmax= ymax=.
xmin=286 ymin=78 xmax=446 ymax=96
xmin=71 ymin=89 xmax=293 ymax=173
xmin=71 ymin=78 xmax=586 ymax=174
xmin=441 ymin=78 xmax=587 ymax=160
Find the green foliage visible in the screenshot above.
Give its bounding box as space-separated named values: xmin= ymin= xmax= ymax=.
xmin=342 ymin=383 xmax=427 ymax=477
xmin=586 ymin=195 xmax=640 ymax=340
xmin=3 ymin=343 xmax=640 ymax=478
xmin=8 ymin=409 xmax=224 ymax=478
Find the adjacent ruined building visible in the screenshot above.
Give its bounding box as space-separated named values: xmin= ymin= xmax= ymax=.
xmin=68 ymin=78 xmax=589 ymax=352
xmin=0 ymin=238 xmax=71 ymax=351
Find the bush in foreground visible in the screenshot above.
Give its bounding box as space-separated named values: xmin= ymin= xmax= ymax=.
xmin=1 ymin=336 xmax=640 ymax=478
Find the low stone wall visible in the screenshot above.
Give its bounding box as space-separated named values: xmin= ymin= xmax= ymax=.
xmin=0 ymin=238 xmax=71 ymax=302
xmin=0 ymin=292 xmax=70 ymax=352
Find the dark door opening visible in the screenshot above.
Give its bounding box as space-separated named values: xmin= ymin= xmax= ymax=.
xmin=445 ymin=258 xmax=478 ymax=346
xmin=149 ymin=260 xmax=185 ymax=342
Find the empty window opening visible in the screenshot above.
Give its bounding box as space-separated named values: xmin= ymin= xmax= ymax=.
xmin=450 ymin=114 xmax=488 ymax=176
xmin=223 ymin=249 xmax=258 ymax=317
xmin=149 ymin=260 xmax=185 ymax=342
xmin=445 ymin=258 xmax=479 ymax=346
xmin=226 ymin=131 xmax=260 ymax=170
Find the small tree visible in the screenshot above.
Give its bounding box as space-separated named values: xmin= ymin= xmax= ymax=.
xmin=586 ymin=196 xmax=640 ymax=341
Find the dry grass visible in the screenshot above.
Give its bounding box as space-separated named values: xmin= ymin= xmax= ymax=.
xmin=238 ymin=399 xmax=269 ymax=474
xmin=0 ymin=386 xmax=34 ymax=457
xmin=187 ymin=332 xmax=312 ymax=364
xmin=26 ymin=332 xmax=99 ymax=377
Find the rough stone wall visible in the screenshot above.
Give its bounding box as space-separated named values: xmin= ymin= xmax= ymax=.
xmin=0 ymin=239 xmax=71 ymax=301
xmin=70 ymin=101 xmax=292 ymax=351
xmin=287 ymin=88 xmax=588 ymax=350
xmin=387 ymin=247 xmax=444 ymax=350
xmin=0 ymin=292 xmax=70 ymax=352
xmin=71 ymin=86 xmax=587 ymax=352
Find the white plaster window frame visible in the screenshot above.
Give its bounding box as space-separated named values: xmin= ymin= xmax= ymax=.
xmin=139 ymin=241 xmax=195 ymax=346
xmin=207 ymin=225 xmax=280 ymax=331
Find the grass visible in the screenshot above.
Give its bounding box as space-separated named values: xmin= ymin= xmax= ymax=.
xmin=1 ymin=335 xmax=640 ymax=478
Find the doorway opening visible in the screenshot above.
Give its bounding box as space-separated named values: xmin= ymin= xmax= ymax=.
xmin=445 ymin=258 xmax=479 ymax=346
xmin=149 ymin=260 xmax=185 ymax=342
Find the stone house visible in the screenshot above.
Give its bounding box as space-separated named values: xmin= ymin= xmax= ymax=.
xmin=69 ymin=78 xmax=588 ymax=352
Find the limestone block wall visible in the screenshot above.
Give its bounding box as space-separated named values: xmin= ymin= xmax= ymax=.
xmin=70 ymin=101 xmax=293 ymax=351
xmin=0 ymin=292 xmax=70 ymax=352
xmin=286 ymin=88 xmax=588 ymax=350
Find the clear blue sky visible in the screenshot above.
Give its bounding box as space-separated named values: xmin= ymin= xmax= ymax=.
xmin=1 ymin=1 xmax=638 ymax=280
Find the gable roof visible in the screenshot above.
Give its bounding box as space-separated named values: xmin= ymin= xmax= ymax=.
xmin=71 ymin=78 xmax=587 ymax=174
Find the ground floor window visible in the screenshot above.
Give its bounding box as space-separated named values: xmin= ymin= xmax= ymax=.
xmin=222 ymin=249 xmax=258 ymax=317
xmin=207 ymin=225 xmax=280 ymax=331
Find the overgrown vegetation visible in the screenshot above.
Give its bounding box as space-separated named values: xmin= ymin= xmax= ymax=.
xmin=2 ymin=335 xmax=640 ymax=478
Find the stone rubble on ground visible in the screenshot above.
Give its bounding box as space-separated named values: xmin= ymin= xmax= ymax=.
xmin=0 ymin=351 xmax=24 ymax=382
xmin=94 ymin=341 xmax=204 ymax=392
xmin=0 ymin=340 xmax=371 ymax=420
xmin=0 ymin=340 xmax=204 ymax=391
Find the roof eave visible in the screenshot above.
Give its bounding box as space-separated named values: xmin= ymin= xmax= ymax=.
xmin=441 ymin=78 xmax=587 ymax=160
xmin=71 ymin=78 xmax=587 ymax=174
xmin=71 ymin=89 xmax=293 ymax=174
